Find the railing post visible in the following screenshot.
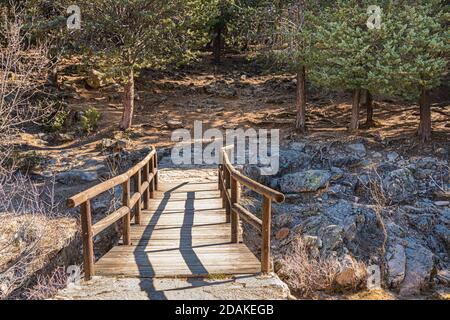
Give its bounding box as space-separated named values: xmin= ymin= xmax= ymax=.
xmin=230 ymin=177 xmax=240 ymax=243
xmin=143 ymin=162 xmax=150 ymax=210
xmin=154 ymin=153 xmax=158 ymax=191
xmin=122 ymin=178 xmax=131 ymax=245
xmin=150 ymin=156 xmax=155 ymax=198
xmin=225 ymin=166 xmax=231 ymax=223
xmin=261 ymin=196 xmax=272 ymax=274
xmin=218 ymin=165 xmax=223 ymax=199
xmin=80 ymin=200 xmax=94 ymax=280
xmin=134 ymin=170 xmax=142 ymax=225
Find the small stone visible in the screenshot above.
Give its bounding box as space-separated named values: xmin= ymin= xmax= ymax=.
xmin=387 ymin=152 xmax=399 ymax=162
xmin=275 ymin=228 xmax=290 ymax=240
xmin=167 ymin=120 xmax=183 ymax=130
xmin=434 ymin=201 xmax=449 ymax=207
xmin=346 ymin=143 xmax=367 ymax=157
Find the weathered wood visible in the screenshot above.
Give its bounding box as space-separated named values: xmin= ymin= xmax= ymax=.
xmin=233 ymin=203 xmax=262 ymax=231
xmin=129 ymin=192 xmax=141 ymax=213
xmin=134 ymin=170 xmax=142 ymax=225
xmin=92 ymin=206 xmax=130 ymax=236
xmin=224 ymin=166 xmax=231 ymax=220
xmin=67 ymin=149 xmax=156 ymax=208
xmin=122 ymin=179 xmax=131 ymax=245
xmin=143 ymin=163 xmax=150 ymax=210
xmin=261 ymin=196 xmax=272 ymax=274
xmin=150 ymin=157 xmax=156 ymax=198
xmin=222 ymin=150 xmax=284 ymax=203
xmin=230 ymin=177 xmax=240 ymax=243
xmin=80 ymin=201 xmax=94 ymax=280
xmin=153 ymin=154 xmax=158 ymax=191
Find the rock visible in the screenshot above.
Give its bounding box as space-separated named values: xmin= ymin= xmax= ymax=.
xmin=279 ymin=170 xmax=332 ymax=193
xmin=434 ymin=224 xmax=450 ymax=250
xmin=334 ymin=255 xmax=366 ymax=289
xmin=321 ymin=224 xmax=344 ymax=252
xmin=386 ymin=243 xmax=406 ymax=288
xmin=167 ymin=120 xmax=183 ymax=130
xmin=346 ymin=143 xmax=367 ymax=157
xmin=436 ymin=269 xmax=450 ymax=285
xmin=278 ymin=149 xmax=312 ymax=175
xmin=275 ymin=228 xmax=290 ymax=240
xmin=435 ymin=201 xmax=450 ymax=207
xmin=399 ymin=240 xmax=434 ymax=296
xmin=85 ymin=69 xmax=106 ymax=89
xmin=331 ymin=153 xmax=362 ymax=168
xmin=100 ymin=138 xmax=128 ymax=152
xmin=387 ymin=152 xmax=399 ymax=162
xmin=290 ymin=142 xmax=306 ymax=152
xmin=56 ymin=170 xmax=98 ymax=184
xmin=382 ymin=168 xmax=417 ymax=204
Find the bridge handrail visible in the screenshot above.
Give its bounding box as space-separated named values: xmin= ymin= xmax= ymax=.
xmin=218 ymin=146 xmax=285 ymax=274
xmin=67 ymin=147 xmax=158 ymax=280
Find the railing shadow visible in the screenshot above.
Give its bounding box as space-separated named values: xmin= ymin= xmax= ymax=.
xmin=133 ymin=183 xmax=187 ymax=300
xmin=134 ymin=183 xmax=233 ymax=299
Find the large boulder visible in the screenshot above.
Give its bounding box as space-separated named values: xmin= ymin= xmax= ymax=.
xmin=399 ymin=240 xmax=435 ymax=296
xmin=386 ymin=243 xmax=407 ymax=288
xmin=334 ymin=254 xmax=366 ymax=290
xmin=279 ymin=170 xmax=332 ymax=193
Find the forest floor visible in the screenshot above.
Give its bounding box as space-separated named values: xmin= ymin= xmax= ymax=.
xmin=17 ymin=53 xmax=450 ymax=201
xmin=7 ymin=53 xmax=450 ymax=300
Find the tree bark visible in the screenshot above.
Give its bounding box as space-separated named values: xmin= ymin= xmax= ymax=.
xmin=349 ymin=89 xmax=361 ymax=131
xmin=295 ymin=66 xmax=307 ymax=132
xmin=213 ymin=24 xmax=222 ymax=65
xmin=418 ymin=90 xmax=431 ymax=142
xmin=363 ymin=89 xmax=374 ymax=126
xmin=119 ymin=69 xmax=135 ymax=131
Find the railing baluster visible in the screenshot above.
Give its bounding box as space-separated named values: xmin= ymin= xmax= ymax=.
xmin=154 ymin=154 xmax=158 ymax=191
xmin=218 ymin=165 xmax=223 ymax=200
xmin=80 ymin=200 xmax=94 ymax=280
xmin=224 ymin=166 xmax=231 ymax=222
xmin=150 ymin=156 xmax=155 ymax=198
xmin=261 ymin=196 xmax=272 ymax=274
xmin=122 ymin=178 xmax=131 ymax=245
xmin=134 ymin=170 xmax=142 ymax=225
xmin=143 ymin=162 xmax=150 ymax=210
xmin=230 ymin=177 xmax=240 ymax=243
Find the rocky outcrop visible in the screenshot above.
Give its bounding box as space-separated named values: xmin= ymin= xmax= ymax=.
xmin=279 ymin=170 xmax=332 ymax=193
xmin=243 ymin=139 xmax=449 ymax=297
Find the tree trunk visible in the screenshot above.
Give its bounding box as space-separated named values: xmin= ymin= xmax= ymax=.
xmin=418 ymin=90 xmax=431 ymax=142
xmin=119 ymin=69 xmax=135 ymax=131
xmin=349 ymin=89 xmax=361 ymax=131
xmin=295 ymin=66 xmax=307 ymax=132
xmin=213 ymin=24 xmax=222 ymax=65
xmin=363 ymin=89 xmax=374 ymax=126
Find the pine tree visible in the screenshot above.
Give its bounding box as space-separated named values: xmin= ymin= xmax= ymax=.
xmin=77 ymin=0 xmax=198 ymax=130
xmin=367 ymin=0 xmax=448 ymax=141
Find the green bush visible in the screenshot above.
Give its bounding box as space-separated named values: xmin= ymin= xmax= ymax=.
xmin=45 ymin=110 xmax=69 ymax=132
xmin=80 ymin=107 xmax=101 ymax=134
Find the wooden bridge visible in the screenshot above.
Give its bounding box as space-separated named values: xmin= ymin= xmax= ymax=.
xmin=68 ymin=146 xmax=284 ymax=280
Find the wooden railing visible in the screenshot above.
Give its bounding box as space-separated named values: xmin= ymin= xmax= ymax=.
xmin=218 ymin=146 xmax=285 ymax=274
xmin=67 ymin=147 xmax=158 ymax=280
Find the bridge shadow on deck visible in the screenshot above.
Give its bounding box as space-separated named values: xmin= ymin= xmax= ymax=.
xmin=133 ymin=183 xmax=219 ymax=300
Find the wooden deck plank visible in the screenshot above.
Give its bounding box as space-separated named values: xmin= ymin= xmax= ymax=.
xmin=94 ymin=180 xmax=260 ymax=278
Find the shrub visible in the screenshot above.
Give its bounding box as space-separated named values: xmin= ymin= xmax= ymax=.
xmin=80 ymin=107 xmax=100 ymax=134
xmin=277 ymin=238 xmax=342 ymax=298
xmin=45 ymin=110 xmax=68 ymax=133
